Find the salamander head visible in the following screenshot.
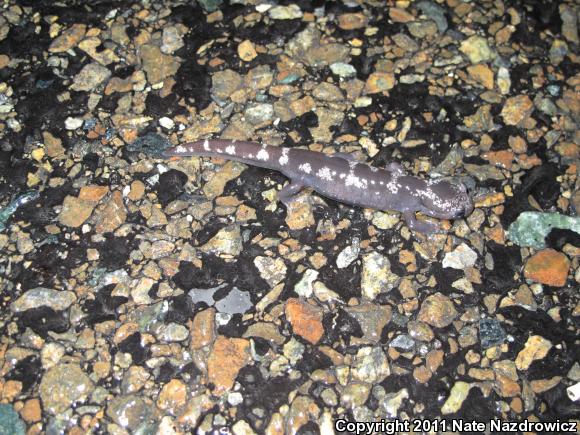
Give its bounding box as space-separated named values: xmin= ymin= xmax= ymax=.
xmin=421 ymin=179 xmax=474 ymax=220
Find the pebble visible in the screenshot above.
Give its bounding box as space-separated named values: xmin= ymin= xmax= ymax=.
xmin=106 ymin=395 xmax=152 ymax=429
xmin=238 ymin=40 xmax=258 ymax=62
xmin=515 ymin=335 xmax=552 ymax=370
xmin=0 ymin=404 xmax=25 ymax=435
xmin=157 ymin=379 xmax=187 ymax=414
xmin=336 ymin=237 xmax=360 ymax=269
xmin=417 ymin=293 xmax=458 ymax=328
xmin=11 ymin=287 xmax=76 ymax=313
xmin=139 ymin=44 xmax=181 ymax=85
xmin=293 ymin=268 xmax=318 ymax=297
xmin=159 ymin=117 xmax=174 ymax=129
xmin=285 ymin=298 xmax=324 ymax=344
xmin=524 ymin=248 xmax=570 ymax=287
xmin=70 ymin=62 xmax=111 ymax=91
xmin=200 ymin=225 xmax=243 ymax=256
xmin=49 ymin=23 xmax=87 ymax=52
xmin=441 ymin=381 xmax=471 ymax=414
xmin=330 ymin=62 xmax=356 ymax=78
xmin=364 ymin=72 xmax=396 ymax=94
xmin=459 ymin=36 xmax=494 ymax=64
xmin=361 ymin=252 xmax=399 ymax=300
xmin=253 ymin=256 xmax=287 ymax=287
xmin=351 ymin=347 xmax=390 ymax=383
xmin=39 ymin=364 xmax=94 ymax=415
xmin=501 ymin=95 xmax=534 ymax=126
xmin=207 ymin=336 xmax=251 ymax=394
xmin=268 ymin=4 xmax=303 ymax=20
xmin=244 ymin=103 xmax=274 ymax=124
xmin=442 ymin=243 xmax=478 ymax=269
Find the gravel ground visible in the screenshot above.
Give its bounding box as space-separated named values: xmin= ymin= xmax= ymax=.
xmin=0 ymin=0 xmax=579 ymax=434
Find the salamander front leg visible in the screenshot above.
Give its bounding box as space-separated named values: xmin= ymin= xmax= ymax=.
xmin=403 ymin=211 xmax=444 ymax=234
xmin=277 ymin=181 xmax=305 ymax=207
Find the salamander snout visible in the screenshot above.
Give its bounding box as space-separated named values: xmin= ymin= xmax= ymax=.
xmin=421 ymin=179 xmax=474 ymax=220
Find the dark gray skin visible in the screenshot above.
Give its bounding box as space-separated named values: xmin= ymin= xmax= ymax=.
xmin=164 ymin=139 xmax=474 ymax=233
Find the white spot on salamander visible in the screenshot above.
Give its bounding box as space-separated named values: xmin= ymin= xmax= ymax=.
xmin=278 ymin=148 xmax=289 ymax=166
xmin=298 ymin=163 xmax=312 ymax=174
xmin=339 ymin=173 xmax=346 ymax=179
xmin=256 ymin=148 xmax=269 ymax=161
xmin=175 ymin=145 xmax=186 ymax=153
xmin=225 ymin=145 xmax=236 ymax=155
xmin=203 ymin=139 xmax=210 ymax=151
xmin=317 ymin=166 xmax=333 ymax=181
xmin=345 ymin=170 xmax=368 ymax=189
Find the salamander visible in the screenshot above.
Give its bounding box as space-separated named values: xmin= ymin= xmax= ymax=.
xmin=163 ymin=139 xmax=474 ymax=233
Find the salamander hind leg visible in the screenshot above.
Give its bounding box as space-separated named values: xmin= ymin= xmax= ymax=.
xmin=277 ymin=180 xmax=305 ymax=206
xmin=403 ymin=211 xmax=444 ymax=234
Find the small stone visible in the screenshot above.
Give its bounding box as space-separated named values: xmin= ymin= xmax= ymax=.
xmin=293 ymin=269 xmax=318 ymax=298
xmin=361 ymin=251 xmax=399 ymax=299
xmin=442 ymin=243 xmax=478 ymax=269
xmin=244 ymin=103 xmax=274 ymax=124
xmin=139 ymin=44 xmax=181 ymax=85
xmin=524 ymin=248 xmax=570 ymax=287
xmin=11 ymin=287 xmax=76 ymax=313
xmin=497 ymin=66 xmax=511 ymax=94
xmin=20 ymin=398 xmax=41 ymax=423
xmin=161 ymin=26 xmax=184 ymax=54
xmin=200 ymin=225 xmax=243 ymax=257
xmin=159 ymin=117 xmax=174 ymax=129
xmin=351 ymin=347 xmax=390 ymax=383
xmin=530 ymin=376 xmax=561 ymax=394
xmin=330 ymin=62 xmax=356 ymax=78
xmin=79 ymin=37 xmax=120 ymax=65
xmin=417 ymin=293 xmax=458 ymax=328
xmin=157 ymin=379 xmax=187 ymax=414
xmin=49 ymin=23 xmax=87 ymax=52
xmin=364 ymin=72 xmax=396 ymax=94
xmin=253 ymin=256 xmax=287 ymax=287
xmin=560 ymin=4 xmax=579 ymax=44
xmin=312 ymin=82 xmax=343 ymax=101
xmin=460 ymin=36 xmax=495 ymax=64
xmin=94 ymin=191 xmax=127 ymax=234
xmin=407 ymin=320 xmax=434 ymax=342
xmin=232 ymin=420 xmax=256 ymax=435
xmin=285 ymin=195 xmax=315 ymax=230
xmin=70 ymin=62 xmax=111 ymax=92
xmin=407 ymin=20 xmax=438 ymax=39
xmin=238 ymin=40 xmax=258 ymax=62
xmin=515 ymin=335 xmax=552 ymax=371
xmin=479 ymin=318 xmax=506 ymax=348
xmin=285 ymin=298 xmax=324 ymax=344
xmin=508 ymin=212 xmax=580 ymax=249
xmin=389 ymin=8 xmax=414 ymax=23
xmin=336 ymin=237 xmax=360 ymax=269
xmin=106 ymin=395 xmax=152 ymax=430
xmin=203 ymin=161 xmax=246 ymax=199
xmin=268 ymin=4 xmax=303 ymax=20
xmin=207 ymin=336 xmax=251 ymax=394
xmin=501 ymin=95 xmax=534 ymax=126
xmin=467 ymin=64 xmax=494 ymax=89
xmin=156 ymin=322 xmax=189 ymax=342
xmin=0 ymin=404 xmax=25 ymax=435
xmin=64 ymin=117 xmax=84 ymax=130
xmin=190 ymin=308 xmax=216 ymax=350
xmin=441 ymin=381 xmax=471 ymax=414
xmin=40 ymin=364 xmax=94 ymax=415
xmin=338 ymin=13 xmax=368 ymax=30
